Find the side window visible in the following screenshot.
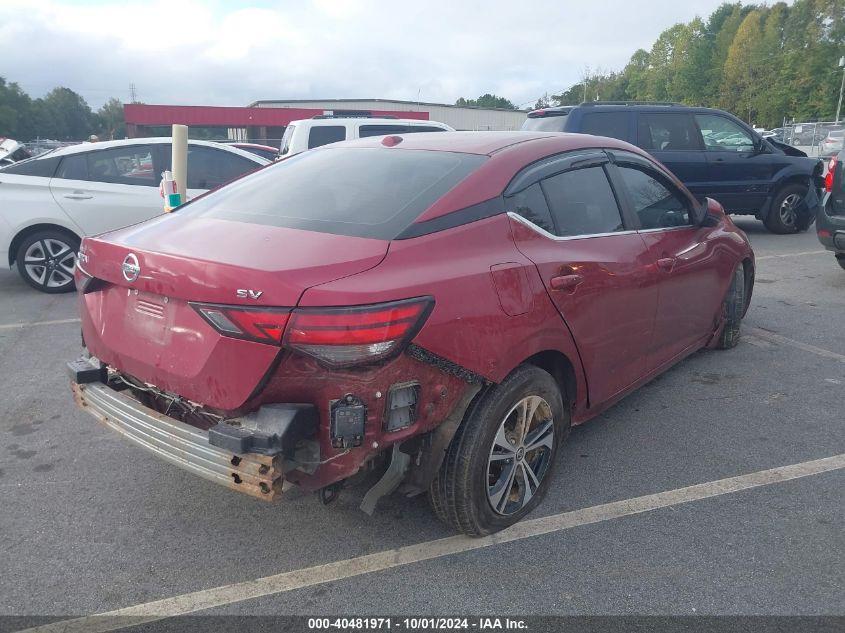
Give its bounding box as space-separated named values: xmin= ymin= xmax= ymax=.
xmin=308 ymin=126 xmax=346 ymax=149
xmin=541 ymin=166 xmax=624 ymax=237
xmin=56 ymin=155 xmax=88 ymax=180
xmin=359 ymin=125 xmax=410 ymax=138
xmin=695 ymin=114 xmax=755 ymax=152
xmin=504 ymin=183 xmax=555 ymax=234
xmin=616 ymin=165 xmax=691 ymax=229
xmin=186 ymin=146 xmax=258 ymax=190
xmin=636 ymin=113 xmax=701 ymax=151
xmin=86 ymin=146 xmax=155 ymax=186
xmin=579 ymin=112 xmax=631 ymax=142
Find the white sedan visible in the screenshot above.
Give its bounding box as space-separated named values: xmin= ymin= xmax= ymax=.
xmin=0 ymin=138 xmax=268 ymax=292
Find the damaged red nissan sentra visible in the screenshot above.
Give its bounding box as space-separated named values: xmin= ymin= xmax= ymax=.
xmin=68 ymin=131 xmax=754 ymax=536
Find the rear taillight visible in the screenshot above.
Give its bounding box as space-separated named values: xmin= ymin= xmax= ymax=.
xmin=192 ymin=304 xmax=291 ymax=345
xmin=825 ymin=157 xmax=837 ymax=193
xmin=284 ymin=297 xmax=434 ymax=368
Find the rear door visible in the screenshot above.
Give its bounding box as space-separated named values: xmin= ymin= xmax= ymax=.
xmin=694 ymin=113 xmax=773 ymax=211
xmin=507 ymin=154 xmax=658 ymax=405
xmin=609 ymin=151 xmax=723 ymax=367
xmin=49 ymin=144 xmax=162 ymax=235
xmin=635 ymin=112 xmax=709 ymax=200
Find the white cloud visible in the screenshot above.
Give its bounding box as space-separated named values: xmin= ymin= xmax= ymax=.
xmin=0 ymin=0 xmax=732 ymax=109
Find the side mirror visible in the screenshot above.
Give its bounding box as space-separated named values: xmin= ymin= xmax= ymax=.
xmin=692 ymin=199 xmax=709 ymax=226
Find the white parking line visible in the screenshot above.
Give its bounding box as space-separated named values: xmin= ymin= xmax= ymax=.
xmin=755 ymin=250 xmax=826 ymax=261
xmin=0 ymin=317 xmax=81 ymax=331
xmin=18 ymin=453 xmax=845 ymax=633
xmin=746 ymin=327 xmax=845 ymax=363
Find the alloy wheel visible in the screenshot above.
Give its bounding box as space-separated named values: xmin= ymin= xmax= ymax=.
xmin=487 ymin=395 xmax=555 ymax=516
xmin=778 ymin=193 xmax=801 ymax=228
xmin=24 ymin=238 xmax=76 ymax=289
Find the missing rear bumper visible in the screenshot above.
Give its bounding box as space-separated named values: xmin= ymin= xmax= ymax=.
xmin=71 ymin=381 xmax=284 ymax=501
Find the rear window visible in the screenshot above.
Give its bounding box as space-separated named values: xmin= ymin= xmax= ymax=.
xmin=179 ymin=147 xmax=487 ymax=240
xmin=522 ymin=113 xmax=569 ymax=132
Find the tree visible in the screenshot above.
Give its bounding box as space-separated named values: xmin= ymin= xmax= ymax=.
xmin=97 ymin=98 xmax=126 ymax=140
xmin=722 ymin=10 xmax=766 ymax=119
xmin=37 ymin=87 xmax=96 ymax=140
xmin=0 ymin=77 xmax=35 ymax=139
xmin=455 ymin=94 xmax=518 ymax=109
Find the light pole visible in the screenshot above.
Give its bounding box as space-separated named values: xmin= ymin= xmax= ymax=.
xmin=836 ymin=56 xmax=845 ymax=124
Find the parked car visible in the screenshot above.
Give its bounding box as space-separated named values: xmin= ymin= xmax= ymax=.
xmin=0 ymin=138 xmax=33 ymax=166
xmin=819 ymin=130 xmax=844 ymax=157
xmin=817 ymin=151 xmax=845 ymax=269
xmin=278 ymin=115 xmax=454 ymax=157
xmin=762 ymin=127 xmax=785 ymax=143
xmin=68 ymin=131 xmax=754 ymax=536
xmin=230 ymin=142 xmax=280 ymax=161
xmin=0 ymin=138 xmax=268 ymax=293
xmin=522 ymin=102 xmax=824 ymax=234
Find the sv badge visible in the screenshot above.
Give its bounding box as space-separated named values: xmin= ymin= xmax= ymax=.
xmin=236 ymin=289 xmax=263 ymax=300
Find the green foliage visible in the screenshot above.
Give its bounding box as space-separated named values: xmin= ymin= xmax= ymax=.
xmin=0 ymin=79 xmax=125 ymax=141
xmin=97 ymin=98 xmax=126 ymax=140
xmin=455 ymin=94 xmax=518 ymax=109
xmin=548 ymin=0 xmax=845 ymax=128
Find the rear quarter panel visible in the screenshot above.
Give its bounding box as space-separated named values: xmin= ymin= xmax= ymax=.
xmin=299 ymin=214 xmax=588 ymax=403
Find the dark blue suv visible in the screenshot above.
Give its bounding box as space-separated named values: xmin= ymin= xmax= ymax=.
xmin=523 ymin=102 xmax=824 ymax=234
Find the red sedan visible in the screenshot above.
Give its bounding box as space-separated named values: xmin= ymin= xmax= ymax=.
xmin=69 ymin=131 xmax=754 ymax=536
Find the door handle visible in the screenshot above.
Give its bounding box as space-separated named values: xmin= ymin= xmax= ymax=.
xmin=656 ymin=257 xmax=676 ymax=272
xmin=64 ymin=191 xmax=93 ymax=200
xmin=550 ymin=274 xmax=584 ymax=292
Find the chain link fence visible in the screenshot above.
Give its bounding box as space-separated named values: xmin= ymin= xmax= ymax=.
xmin=777 ymin=120 xmax=844 ymax=157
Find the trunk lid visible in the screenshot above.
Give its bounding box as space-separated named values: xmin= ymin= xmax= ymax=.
xmin=79 ymin=214 xmax=389 ymax=410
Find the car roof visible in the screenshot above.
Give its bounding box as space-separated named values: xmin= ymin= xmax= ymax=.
xmin=38 ymin=137 xmax=268 ymax=163
xmin=527 ymin=103 xmax=737 ymax=117
xmin=335 ymin=130 xmax=638 ymax=156
xmin=324 ymin=131 xmax=654 ymax=225
xmin=288 ymin=117 xmax=451 ymax=128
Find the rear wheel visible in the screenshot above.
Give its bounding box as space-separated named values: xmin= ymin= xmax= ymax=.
xmin=836 ymin=255 xmax=845 ymax=271
xmin=428 ymin=365 xmax=567 ymax=536
xmin=764 ymin=184 xmax=807 ymax=234
xmin=717 ymin=265 xmax=746 ymax=350
xmin=15 ymin=230 xmax=79 ymax=293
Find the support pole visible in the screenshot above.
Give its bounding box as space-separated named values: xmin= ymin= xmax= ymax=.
xmin=171 ymin=124 xmax=188 ymax=203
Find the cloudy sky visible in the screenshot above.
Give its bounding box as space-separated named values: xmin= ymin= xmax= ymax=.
xmin=1 ymin=0 xmax=733 ymax=109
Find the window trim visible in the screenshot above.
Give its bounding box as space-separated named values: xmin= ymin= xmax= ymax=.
xmin=504 ymin=149 xmax=607 ymax=196
xmin=507 ymin=211 xmax=639 ymax=242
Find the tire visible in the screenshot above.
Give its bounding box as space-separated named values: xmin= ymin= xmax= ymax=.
xmin=14 ymin=229 xmax=80 ymax=293
xmin=428 ymin=365 xmax=568 ymax=536
xmin=716 ymin=265 xmax=746 ymax=350
xmin=764 ymin=184 xmax=807 ymax=234
xmin=836 ymin=255 xmax=845 ymax=271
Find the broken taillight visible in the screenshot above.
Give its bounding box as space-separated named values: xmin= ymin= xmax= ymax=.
xmin=192 ymin=304 xmax=291 ymax=344
xmin=284 ymin=297 xmax=434 ymax=368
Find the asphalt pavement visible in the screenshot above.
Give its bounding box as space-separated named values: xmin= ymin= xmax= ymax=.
xmin=0 ymin=217 xmax=842 ymax=625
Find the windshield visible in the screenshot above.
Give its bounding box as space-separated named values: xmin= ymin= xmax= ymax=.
xmin=521 ymin=114 xmax=569 ymax=132
xmin=180 ymin=147 xmax=487 ymax=240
